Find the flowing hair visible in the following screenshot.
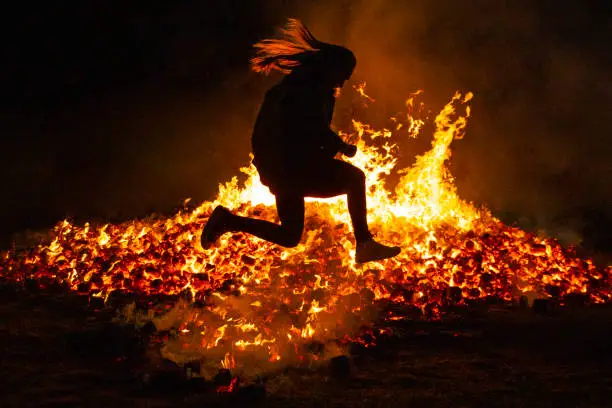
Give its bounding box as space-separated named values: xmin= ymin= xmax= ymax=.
xmin=250 ymin=19 xmax=322 ymax=75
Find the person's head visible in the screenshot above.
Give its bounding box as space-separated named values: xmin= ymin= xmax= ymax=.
xmin=251 ymin=19 xmax=356 ymax=89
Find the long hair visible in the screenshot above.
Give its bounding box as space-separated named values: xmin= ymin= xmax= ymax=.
xmin=250 ymin=19 xmax=323 ymax=75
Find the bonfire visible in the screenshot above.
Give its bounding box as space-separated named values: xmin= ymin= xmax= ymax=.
xmin=1 ymin=84 xmax=610 ymax=379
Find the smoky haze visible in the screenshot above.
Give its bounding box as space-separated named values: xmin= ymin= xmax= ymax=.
xmin=1 ymin=1 xmax=611 ymax=252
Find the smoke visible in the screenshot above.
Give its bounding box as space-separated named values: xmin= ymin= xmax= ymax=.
xmin=293 ymin=0 xmax=612 ymax=249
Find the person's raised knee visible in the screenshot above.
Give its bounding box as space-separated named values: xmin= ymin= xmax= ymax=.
xmin=280 ymin=229 xmax=302 ymax=247
xmin=350 ymin=167 xmax=366 ymax=184
xmin=282 ymin=235 xmax=302 ymax=248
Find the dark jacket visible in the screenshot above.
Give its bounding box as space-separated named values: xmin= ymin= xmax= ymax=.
xmin=251 ymin=77 xmax=345 ymax=192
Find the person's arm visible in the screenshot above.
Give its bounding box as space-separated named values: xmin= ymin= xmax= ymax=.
xmin=319 ymin=93 xmax=346 ymax=154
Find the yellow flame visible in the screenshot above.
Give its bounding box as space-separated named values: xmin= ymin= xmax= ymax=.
xmin=221 ymin=352 xmax=235 ymax=370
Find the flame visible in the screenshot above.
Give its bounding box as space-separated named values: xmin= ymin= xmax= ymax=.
xmin=353 ymin=81 xmax=375 ymax=104
xmin=221 ymin=352 xmax=235 ymax=370
xmin=0 ymin=85 xmax=610 ymax=376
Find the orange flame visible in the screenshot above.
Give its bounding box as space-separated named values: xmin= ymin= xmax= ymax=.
xmin=221 ymin=352 xmax=235 ymax=370
xmin=353 ymin=81 xmax=375 ymax=104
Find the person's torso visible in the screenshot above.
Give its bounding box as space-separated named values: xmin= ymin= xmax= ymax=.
xmin=251 ymin=84 xmax=286 ymax=160
xmin=252 ymin=80 xmax=335 ymax=155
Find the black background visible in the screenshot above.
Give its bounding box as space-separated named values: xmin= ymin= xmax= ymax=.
xmin=1 ymin=0 xmax=610 ymax=251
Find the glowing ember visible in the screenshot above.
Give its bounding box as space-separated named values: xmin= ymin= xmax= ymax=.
xmin=0 ymin=87 xmax=610 ymax=376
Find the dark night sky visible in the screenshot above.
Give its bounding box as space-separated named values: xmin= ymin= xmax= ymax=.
xmin=1 ymin=1 xmax=611 ymax=250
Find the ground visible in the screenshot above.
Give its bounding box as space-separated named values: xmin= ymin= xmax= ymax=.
xmin=2 ymin=281 xmax=612 ymax=407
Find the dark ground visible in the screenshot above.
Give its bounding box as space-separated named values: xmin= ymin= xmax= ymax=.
xmin=2 ymin=282 xmax=612 ymax=408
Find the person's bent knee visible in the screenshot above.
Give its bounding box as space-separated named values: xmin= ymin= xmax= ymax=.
xmin=279 ymin=229 xmax=302 ymax=248
xmin=349 ymin=167 xmax=366 ymax=185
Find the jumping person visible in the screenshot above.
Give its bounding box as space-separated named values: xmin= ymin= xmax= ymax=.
xmin=201 ymin=19 xmax=400 ymax=263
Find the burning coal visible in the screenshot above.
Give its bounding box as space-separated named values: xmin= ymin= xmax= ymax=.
xmin=1 ymin=86 xmax=610 ymax=377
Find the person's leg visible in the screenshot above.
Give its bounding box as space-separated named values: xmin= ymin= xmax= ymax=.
xmin=302 ymin=160 xmax=372 ymax=243
xmin=202 ymin=159 xmax=399 ymax=261
xmin=218 ymin=195 xmax=305 ymax=247
xmin=301 ymin=160 xmax=400 ymax=262
xmin=225 ymin=161 xmax=371 ymax=245
xmin=341 ymin=165 xmax=372 ymax=243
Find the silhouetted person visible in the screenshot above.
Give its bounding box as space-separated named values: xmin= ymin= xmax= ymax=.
xmin=201 ymin=19 xmax=400 ymax=263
